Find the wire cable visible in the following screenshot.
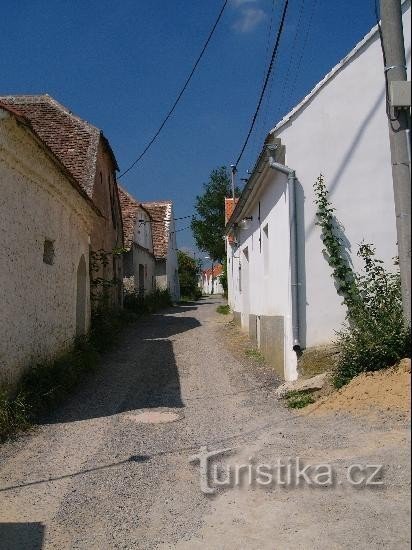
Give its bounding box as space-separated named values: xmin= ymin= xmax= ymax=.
xmin=249 ymin=0 xmax=277 ymax=161
xmin=287 ymin=0 xmax=318 ymax=108
xmin=234 ymin=0 xmax=290 ymax=168
xmin=272 ymin=0 xmax=305 ymax=125
xmin=118 ymin=0 xmax=228 ymax=179
xmin=170 ymin=224 xmax=192 ymax=234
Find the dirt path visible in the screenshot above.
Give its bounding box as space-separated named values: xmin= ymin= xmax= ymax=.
xmin=0 ymin=298 xmax=410 ymax=549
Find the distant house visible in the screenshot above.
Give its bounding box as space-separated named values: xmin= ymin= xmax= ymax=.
xmin=141 ymin=201 xmax=180 ymax=302
xmin=201 ymin=265 xmax=224 ymax=295
xmin=0 ymin=102 xmax=99 ymax=386
xmin=0 ymin=94 xmax=124 ymax=309
xmin=119 ymin=187 xmax=156 ymax=296
xmin=225 ymin=5 xmax=411 ymax=381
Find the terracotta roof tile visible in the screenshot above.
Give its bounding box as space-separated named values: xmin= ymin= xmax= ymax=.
xmin=202 ymin=264 xmax=223 ymax=279
xmin=0 ymin=101 xmax=102 ymax=216
xmin=141 ymin=201 xmax=172 ymax=259
xmin=0 ymin=94 xmax=118 ymax=198
xmin=118 ymin=187 xmax=141 ymax=250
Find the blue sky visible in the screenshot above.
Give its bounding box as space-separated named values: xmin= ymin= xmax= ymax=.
xmin=1 ymin=0 xmax=377 ymax=257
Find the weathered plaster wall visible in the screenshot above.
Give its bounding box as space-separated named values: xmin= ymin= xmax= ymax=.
xmin=0 ymin=112 xmax=96 ymax=386
xmin=92 ymin=140 xmax=123 ymax=307
xmin=165 ymin=214 xmax=180 ymax=302
xmin=133 ymin=246 xmax=156 ymax=295
xmin=128 ymin=206 xmax=156 ymax=295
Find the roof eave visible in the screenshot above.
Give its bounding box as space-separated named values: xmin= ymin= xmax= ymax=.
xmin=225 ymin=135 xmax=280 ymax=234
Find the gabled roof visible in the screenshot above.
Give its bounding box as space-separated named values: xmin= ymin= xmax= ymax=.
xmin=202 ymin=264 xmax=223 ymax=280
xmin=0 ymin=101 xmax=101 ymax=217
xmin=118 ymin=186 xmax=153 ymax=250
xmin=0 ymin=94 xmax=118 ymax=198
xmin=118 ymin=187 xmax=141 ymax=250
xmin=141 ymin=201 xmax=172 ymax=259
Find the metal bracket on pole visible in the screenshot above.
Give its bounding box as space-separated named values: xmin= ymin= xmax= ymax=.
xmin=230 ymin=164 xmax=237 ymax=199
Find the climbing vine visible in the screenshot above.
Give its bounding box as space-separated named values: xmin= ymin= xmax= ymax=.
xmin=314 ymin=174 xmax=358 ymax=313
xmin=89 ymin=247 xmax=126 ymax=309
xmin=314 ymin=174 xmax=410 ymax=387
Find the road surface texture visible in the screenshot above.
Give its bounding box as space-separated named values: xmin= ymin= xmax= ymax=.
xmin=0 ymin=297 xmax=410 ymax=549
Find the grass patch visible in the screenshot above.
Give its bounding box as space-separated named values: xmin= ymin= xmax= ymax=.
xmin=285 ymin=390 xmax=315 ymax=409
xmin=216 ymin=304 xmax=230 ymax=315
xmin=245 ymin=348 xmax=265 ymax=362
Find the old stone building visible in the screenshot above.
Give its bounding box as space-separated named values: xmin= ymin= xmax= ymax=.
xmin=0 ymin=102 xmax=100 ymax=386
xmin=0 ymin=94 xmax=124 ymax=308
xmin=141 ymin=201 xmax=180 ymax=302
xmin=119 ymin=187 xmax=156 ymax=296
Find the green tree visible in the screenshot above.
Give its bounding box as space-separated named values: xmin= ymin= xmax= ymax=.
xmin=191 ymin=167 xmax=239 ymax=262
xmin=177 ymin=250 xmax=201 ymax=300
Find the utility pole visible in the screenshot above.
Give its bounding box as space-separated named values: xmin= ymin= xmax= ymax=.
xmin=380 ymin=0 xmax=411 ymax=324
xmin=230 ymin=164 xmax=237 ymax=199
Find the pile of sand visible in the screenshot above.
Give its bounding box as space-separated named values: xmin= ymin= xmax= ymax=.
xmin=302 ymin=359 xmax=411 ymax=416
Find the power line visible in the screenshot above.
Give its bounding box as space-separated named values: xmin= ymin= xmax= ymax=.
xmin=234 ymin=0 xmax=290 ymax=169
xmin=249 ymin=0 xmax=277 ymax=162
xmin=170 ymin=224 xmax=192 ymax=235
xmin=272 ymin=0 xmax=306 ymax=125
xmin=139 ymin=214 xmax=193 ymax=224
xmin=118 ymin=0 xmax=228 ymax=179
xmin=287 ymin=0 xmax=318 ymax=105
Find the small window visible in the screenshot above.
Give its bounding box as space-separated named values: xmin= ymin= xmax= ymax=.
xmin=43 ymin=240 xmax=55 ymax=265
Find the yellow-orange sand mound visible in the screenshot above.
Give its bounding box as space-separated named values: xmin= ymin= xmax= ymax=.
xmin=302 ymin=359 xmax=411 ymax=416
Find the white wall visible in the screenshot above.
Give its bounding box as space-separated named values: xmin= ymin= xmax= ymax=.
xmin=0 ymin=110 xmax=96 ymax=386
xmin=134 ymin=207 xmax=153 ymax=252
xmin=132 ymin=206 xmax=156 ymax=295
xmin=227 ymin=6 xmax=411 ymax=381
xmin=274 ymin=5 xmax=410 ymax=347
xmin=166 ymin=209 xmax=180 ymax=302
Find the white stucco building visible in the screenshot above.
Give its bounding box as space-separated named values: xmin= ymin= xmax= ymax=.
xmin=0 ymin=102 xmax=99 ymax=386
xmin=201 ymin=265 xmax=224 ymax=295
xmin=226 ymin=4 xmax=411 ymax=381
xmin=120 ymin=187 xmax=156 ymax=296
xmin=141 ymin=201 xmax=181 ymax=302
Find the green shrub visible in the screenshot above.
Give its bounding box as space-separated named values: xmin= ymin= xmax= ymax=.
xmin=314 ymin=175 xmax=410 ymax=388
xmin=0 ymin=390 xmax=31 ymax=441
xmin=216 ymin=304 xmax=230 ymax=315
xmin=285 ymin=390 xmax=315 ymax=409
xmin=333 ymin=244 xmax=411 ymax=388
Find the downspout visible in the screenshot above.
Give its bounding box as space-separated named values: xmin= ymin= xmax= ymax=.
xmin=267 ymin=145 xmax=301 ymax=351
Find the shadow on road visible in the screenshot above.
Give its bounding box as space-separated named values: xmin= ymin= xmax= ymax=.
xmin=40 ymin=308 xmax=201 ymax=425
xmin=0 ymin=522 xmax=44 ymax=550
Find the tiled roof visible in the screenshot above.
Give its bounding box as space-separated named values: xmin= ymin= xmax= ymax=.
xmin=224 ymin=197 xmax=238 ymax=224
xmin=0 ymin=101 xmax=101 ymax=216
xmin=141 ymin=201 xmax=172 ymax=259
xmin=203 ymin=264 xmax=223 ymax=280
xmin=0 ymin=94 xmax=118 ymax=198
xmin=225 ymin=197 xmax=238 ymax=244
xmin=118 ymin=187 xmax=141 ymax=250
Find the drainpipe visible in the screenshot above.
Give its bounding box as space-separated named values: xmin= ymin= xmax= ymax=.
xmin=267 ymin=145 xmax=301 ymax=351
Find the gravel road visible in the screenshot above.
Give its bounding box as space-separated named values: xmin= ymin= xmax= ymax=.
xmin=0 ymin=297 xmax=410 ymax=549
